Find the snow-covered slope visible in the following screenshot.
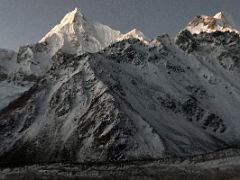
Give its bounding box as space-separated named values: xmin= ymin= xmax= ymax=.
xmin=1 ymin=10 xmax=240 ymax=165
xmin=0 ymin=49 xmax=34 ymax=110
xmin=1 ymin=32 xmax=240 ymax=164
xmin=186 ymin=12 xmax=239 ymax=34
xmin=16 ymin=8 xmax=148 ymax=77
xmin=117 ymin=28 xmax=148 ymax=43
xmin=40 ymin=8 xmax=123 ymax=55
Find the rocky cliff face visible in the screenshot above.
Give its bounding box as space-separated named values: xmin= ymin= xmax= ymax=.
xmin=0 ymin=10 xmax=240 ymax=165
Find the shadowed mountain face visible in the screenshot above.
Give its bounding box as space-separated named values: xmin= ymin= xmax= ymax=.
xmin=0 ymin=9 xmax=240 ymax=165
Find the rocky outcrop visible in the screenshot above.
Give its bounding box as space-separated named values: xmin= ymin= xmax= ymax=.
xmin=1 ymin=10 xmax=240 ymax=165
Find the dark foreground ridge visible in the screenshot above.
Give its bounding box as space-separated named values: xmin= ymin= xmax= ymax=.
xmin=1 ymin=149 xmax=240 ymax=180
xmin=0 ymin=147 xmax=240 ymax=168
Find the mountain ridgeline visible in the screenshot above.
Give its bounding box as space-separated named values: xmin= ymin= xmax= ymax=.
xmin=0 ymin=9 xmax=240 ymax=165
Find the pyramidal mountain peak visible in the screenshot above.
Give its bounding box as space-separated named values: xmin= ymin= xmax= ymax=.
xmin=39 ymin=8 xmax=151 ymax=58
xmin=40 ymin=7 xmax=122 ymax=55
xmin=214 ymin=11 xmax=225 ymax=19
xmin=59 ymin=7 xmax=86 ymax=26
xmin=15 ymin=8 xmax=150 ymax=77
xmin=2 ymin=8 xmax=240 ymax=175
xmin=213 ymin=11 xmax=236 ymax=27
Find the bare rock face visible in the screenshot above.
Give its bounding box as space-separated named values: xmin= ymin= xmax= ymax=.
xmin=1 ymin=9 xmax=240 ymax=166
xmin=176 ymin=30 xmax=240 ymax=72
xmin=175 ymin=30 xmax=197 ymax=52
xmin=0 ymin=32 xmax=240 ymax=165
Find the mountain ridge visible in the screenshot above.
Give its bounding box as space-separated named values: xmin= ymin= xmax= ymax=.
xmin=0 ymin=8 xmax=240 ymax=165
xmin=186 ymin=11 xmax=239 ymax=34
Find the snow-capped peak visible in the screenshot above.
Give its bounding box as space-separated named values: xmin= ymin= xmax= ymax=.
xmin=23 ymin=8 xmax=151 ymax=77
xmin=213 ymin=12 xmax=225 ymax=19
xmin=40 ymin=7 xmax=152 ymax=56
xmin=118 ymin=28 xmax=149 ymax=44
xmin=119 ymin=29 xmax=145 ymax=41
xmin=39 ymin=8 xmax=122 ymax=55
xmin=40 ymin=7 xmax=86 ymax=43
xmin=59 ymin=7 xmax=85 ymax=27
xmin=186 ymin=11 xmax=239 ymax=34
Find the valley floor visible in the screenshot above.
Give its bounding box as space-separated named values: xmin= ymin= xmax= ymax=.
xmin=1 ymin=152 xmax=240 ymax=180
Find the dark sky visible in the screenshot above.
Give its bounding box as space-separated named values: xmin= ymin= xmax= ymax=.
xmin=0 ymin=0 xmax=239 ymax=50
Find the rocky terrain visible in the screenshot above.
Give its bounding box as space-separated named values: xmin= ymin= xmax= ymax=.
xmin=1 ymin=149 xmax=240 ymax=180
xmin=1 ymin=8 xmax=240 ymax=179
